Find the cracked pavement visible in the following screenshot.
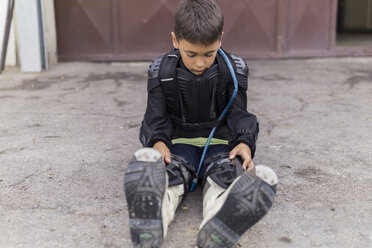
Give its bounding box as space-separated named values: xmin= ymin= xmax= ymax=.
xmin=0 ymin=58 xmax=372 ymax=247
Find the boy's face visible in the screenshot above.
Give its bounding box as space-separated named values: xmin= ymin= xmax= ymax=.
xmin=172 ymin=32 xmax=221 ymax=76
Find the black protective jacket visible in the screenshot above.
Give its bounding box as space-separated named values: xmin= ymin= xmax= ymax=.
xmin=139 ymin=49 xmax=259 ymax=157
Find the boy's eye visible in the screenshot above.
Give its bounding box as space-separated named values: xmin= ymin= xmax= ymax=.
xmin=187 ymin=54 xmax=196 ymax=58
xmin=205 ymin=54 xmax=213 ymax=58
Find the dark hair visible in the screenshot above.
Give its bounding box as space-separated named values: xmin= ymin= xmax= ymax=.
xmin=175 ymin=0 xmax=224 ymax=45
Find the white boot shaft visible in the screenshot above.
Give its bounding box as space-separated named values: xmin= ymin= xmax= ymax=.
xmin=162 ymin=183 xmax=184 ymax=237
xmin=200 ymin=176 xmax=230 ymax=229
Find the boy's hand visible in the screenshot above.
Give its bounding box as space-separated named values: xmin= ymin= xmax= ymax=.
xmin=153 ymin=141 xmax=171 ymax=164
xmin=229 ymin=143 xmax=254 ymax=171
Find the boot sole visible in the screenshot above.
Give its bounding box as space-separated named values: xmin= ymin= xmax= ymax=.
xmin=124 ymin=149 xmax=166 ymax=248
xmin=197 ymin=172 xmax=276 ymax=248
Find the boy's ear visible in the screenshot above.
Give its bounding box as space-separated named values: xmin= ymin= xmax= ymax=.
xmin=171 ymin=32 xmax=179 ymax=49
xmin=219 ymin=31 xmax=224 ymax=47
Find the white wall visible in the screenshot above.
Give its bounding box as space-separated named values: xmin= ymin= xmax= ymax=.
xmin=15 ymin=0 xmax=43 ymax=72
xmin=0 ymin=0 xmax=58 ymax=71
xmin=41 ymin=0 xmax=58 ymax=66
xmin=0 ymin=0 xmax=17 ymax=67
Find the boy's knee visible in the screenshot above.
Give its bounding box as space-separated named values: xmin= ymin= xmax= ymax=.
xmin=203 ymin=152 xmax=244 ymax=189
xmin=166 ymin=154 xmax=194 ymax=191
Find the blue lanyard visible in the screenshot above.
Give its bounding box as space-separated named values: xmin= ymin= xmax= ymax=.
xmin=189 ymin=48 xmax=239 ymax=192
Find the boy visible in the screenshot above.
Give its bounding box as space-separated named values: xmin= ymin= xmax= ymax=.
xmin=124 ymin=0 xmax=278 ymax=247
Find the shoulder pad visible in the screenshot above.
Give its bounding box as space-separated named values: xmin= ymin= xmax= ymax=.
xmin=148 ymin=56 xmax=163 ymax=79
xmin=230 ymin=54 xmax=249 ymax=77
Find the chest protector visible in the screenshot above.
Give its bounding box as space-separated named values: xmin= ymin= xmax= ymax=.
xmin=158 ymin=48 xmax=240 ymax=130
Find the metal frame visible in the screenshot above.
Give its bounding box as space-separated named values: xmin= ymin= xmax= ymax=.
xmin=0 ymin=0 xmax=15 ymax=73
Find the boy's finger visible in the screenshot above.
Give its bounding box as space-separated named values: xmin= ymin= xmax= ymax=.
xmin=247 ymin=160 xmax=254 ymax=170
xmin=165 ymin=150 xmax=171 ymax=164
xmin=242 ymin=160 xmax=249 ymax=171
xmin=229 ymin=150 xmax=237 ymax=160
xmin=161 ymin=154 xmax=167 ymax=164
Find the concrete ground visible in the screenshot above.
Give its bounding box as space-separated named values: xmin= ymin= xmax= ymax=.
xmin=0 ymin=57 xmax=371 ymax=248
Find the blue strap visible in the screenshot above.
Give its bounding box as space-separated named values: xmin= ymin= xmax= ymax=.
xmin=189 ymin=48 xmax=239 ymax=192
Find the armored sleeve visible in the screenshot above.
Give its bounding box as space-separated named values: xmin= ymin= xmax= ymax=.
xmin=226 ymin=55 xmax=259 ymax=157
xmin=139 ymin=56 xmax=173 ymax=147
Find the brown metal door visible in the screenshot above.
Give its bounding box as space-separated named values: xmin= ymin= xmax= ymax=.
xmin=55 ymin=0 xmax=337 ymax=61
xmin=55 ymin=0 xmax=281 ymax=60
xmin=117 ymin=0 xmax=177 ymax=60
xmin=285 ymin=0 xmax=334 ymax=55
xmin=117 ymin=0 xmax=278 ymax=59
xmin=217 ymin=0 xmax=278 ymax=57
xmin=55 ymin=0 xmax=178 ymax=61
xmin=220 ymin=0 xmax=337 ymax=57
xmin=55 ymin=0 xmax=115 ymax=61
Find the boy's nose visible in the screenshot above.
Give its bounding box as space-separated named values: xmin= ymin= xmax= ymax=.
xmin=195 ymin=59 xmax=205 ymax=68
